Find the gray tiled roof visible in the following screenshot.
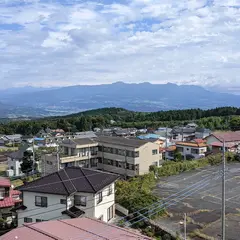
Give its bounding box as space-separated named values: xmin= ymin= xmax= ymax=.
xmin=97 ymin=136 xmax=149 ymax=148
xmin=62 ymin=138 xmax=96 ymax=146
xmin=19 ymin=167 xmax=119 ymax=195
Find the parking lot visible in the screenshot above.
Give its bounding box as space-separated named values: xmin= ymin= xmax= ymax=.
xmin=153 ymin=163 xmax=240 ymax=240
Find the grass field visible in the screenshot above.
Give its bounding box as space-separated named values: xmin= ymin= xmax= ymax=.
xmin=0 ymin=163 xmax=7 ymax=177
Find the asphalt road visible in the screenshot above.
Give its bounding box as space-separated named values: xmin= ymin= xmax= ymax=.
xmin=153 ymin=162 xmax=240 ymax=240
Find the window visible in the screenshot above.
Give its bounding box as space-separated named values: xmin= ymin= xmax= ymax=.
xmin=107 ymin=205 xmax=114 ymax=221
xmin=152 ymin=149 xmax=158 ymax=155
xmin=24 ymin=217 xmax=32 ymax=223
xmin=98 ymin=157 xmax=103 ymax=163
xmin=134 ymin=151 xmax=139 ymax=157
xmin=60 ymin=199 xmax=67 ymax=204
xmin=191 ymin=149 xmax=199 ymax=154
xmin=107 ymin=185 xmax=113 ymax=196
xmin=98 ymin=146 xmax=103 ymax=151
xmin=74 ymin=195 xmax=87 ymax=207
xmin=35 ymin=196 xmax=48 ymax=207
xmin=0 ymin=190 xmax=6 ymax=199
xmin=108 ymin=159 xmax=113 ymax=165
xmin=96 ymin=192 xmax=103 ymax=204
xmin=36 ymin=219 xmax=44 ymax=222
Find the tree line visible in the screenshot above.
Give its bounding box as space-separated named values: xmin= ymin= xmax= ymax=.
xmin=0 ymin=107 xmax=239 ymax=135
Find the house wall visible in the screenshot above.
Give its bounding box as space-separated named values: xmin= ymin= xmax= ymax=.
xmin=18 ymin=191 xmax=67 ymax=226
xmin=40 ymin=154 xmax=59 ymax=177
xmin=176 ymin=145 xmax=207 ymax=159
xmin=195 ymin=132 xmax=210 ymax=139
xmin=7 ymin=157 xmax=23 ymax=177
xmin=97 ymin=142 xmax=162 ymax=177
xmin=18 ymin=182 xmax=116 ymax=226
xmin=205 ymin=135 xmax=220 ymax=145
xmin=94 ymin=183 xmax=115 ymax=222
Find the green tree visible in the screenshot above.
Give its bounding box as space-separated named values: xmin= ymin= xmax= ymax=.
xmin=230 ymin=116 xmax=240 ymax=131
xmin=20 ymin=151 xmax=34 ymax=175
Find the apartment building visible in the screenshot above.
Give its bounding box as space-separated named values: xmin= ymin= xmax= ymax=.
xmin=17 ymin=167 xmax=119 ymax=226
xmin=97 ymin=136 xmax=162 ymax=177
xmin=41 ymin=138 xmax=98 ymax=176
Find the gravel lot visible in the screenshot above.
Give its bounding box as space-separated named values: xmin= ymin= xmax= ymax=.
xmin=153 ymin=162 xmax=240 ymax=240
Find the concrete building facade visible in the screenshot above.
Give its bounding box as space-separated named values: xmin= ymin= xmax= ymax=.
xmin=97 ymin=136 xmax=162 ymax=177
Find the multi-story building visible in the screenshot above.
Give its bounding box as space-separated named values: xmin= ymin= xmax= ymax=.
xmin=16 ymin=167 xmax=119 ymax=226
xmin=97 ymin=136 xmax=162 ymax=177
xmin=41 ymin=138 xmax=98 ymax=176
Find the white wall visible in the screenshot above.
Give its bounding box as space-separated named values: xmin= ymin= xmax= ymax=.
xmin=18 ymin=182 xmax=116 ymax=226
xmin=18 ymin=191 xmax=67 ymax=226
xmin=7 ymin=157 xmax=23 ymax=177
xmin=177 ymin=145 xmax=207 ymax=159
xmin=94 ymin=183 xmax=115 ymax=222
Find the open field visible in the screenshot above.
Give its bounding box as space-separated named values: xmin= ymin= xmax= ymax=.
xmin=153 ymin=163 xmax=240 ymax=240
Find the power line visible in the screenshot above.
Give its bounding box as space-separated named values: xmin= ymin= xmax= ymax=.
xmin=118 ymin=168 xmax=222 ymax=223
xmin=123 ymin=171 xmax=221 ymax=225
xmin=128 ymin=173 xmax=222 ymax=227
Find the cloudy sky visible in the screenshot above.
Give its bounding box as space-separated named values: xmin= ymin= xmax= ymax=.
xmin=0 ymin=0 xmax=240 ymax=92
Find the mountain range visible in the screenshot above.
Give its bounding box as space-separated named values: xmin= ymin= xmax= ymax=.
xmin=0 ymin=82 xmax=240 ymax=118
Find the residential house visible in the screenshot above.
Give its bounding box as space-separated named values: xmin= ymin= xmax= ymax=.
xmin=2 ymin=217 xmax=152 ymax=240
xmin=205 ymin=131 xmax=240 ymax=148
xmin=0 ymin=134 xmax=22 ymax=146
xmin=74 ymin=131 xmax=97 ymax=139
xmin=176 ymin=141 xmax=208 ymax=159
xmin=41 ymin=138 xmax=98 ymax=176
xmin=97 ymin=136 xmax=163 ymax=177
xmin=0 ymin=177 xmax=21 ymax=226
xmin=205 ymin=131 xmax=240 ymax=153
xmin=154 ymin=127 xmax=172 ymax=138
xmin=6 ymin=145 xmax=38 ymax=177
xmin=195 ymin=128 xmax=211 ymax=139
xmin=112 ymin=128 xmax=137 ymax=137
xmin=164 ymin=145 xmax=177 ymax=160
xmin=171 ymin=126 xmax=196 ymax=141
xmin=16 ymin=167 xmax=119 ymax=226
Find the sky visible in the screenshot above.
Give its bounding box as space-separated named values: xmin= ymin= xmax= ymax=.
xmin=0 ymin=0 xmax=240 ymax=92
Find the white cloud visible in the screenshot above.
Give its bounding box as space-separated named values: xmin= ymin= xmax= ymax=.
xmin=0 ymin=0 xmax=240 ymax=91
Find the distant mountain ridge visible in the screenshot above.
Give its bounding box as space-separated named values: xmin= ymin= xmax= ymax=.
xmin=0 ymin=82 xmax=240 ymax=117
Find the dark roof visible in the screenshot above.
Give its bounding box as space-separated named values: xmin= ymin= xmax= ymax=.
xmin=19 ymin=167 xmax=119 ymax=195
xmin=62 ymin=138 xmax=96 ymax=146
xmin=172 ymin=127 xmax=196 ymax=134
xmin=7 ymin=149 xmax=25 ymax=159
xmin=97 ymin=136 xmax=149 ymax=148
xmin=62 ymin=206 xmax=85 ymax=218
xmin=196 ymin=128 xmax=211 ymax=133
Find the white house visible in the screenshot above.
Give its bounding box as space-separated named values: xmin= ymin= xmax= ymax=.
xmin=6 ymin=145 xmax=38 ymax=177
xmin=176 ymin=141 xmax=208 ymax=159
xmin=16 ymin=167 xmax=119 ymax=226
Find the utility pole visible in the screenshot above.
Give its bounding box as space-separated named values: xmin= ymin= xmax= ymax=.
xmin=165 ymin=126 xmax=168 ymax=161
xmin=184 ymin=213 xmax=187 ymax=240
xmin=56 ymin=144 xmax=60 ymax=171
xmin=32 ymin=138 xmax=35 ymax=174
xmin=222 ymin=140 xmax=226 ymax=240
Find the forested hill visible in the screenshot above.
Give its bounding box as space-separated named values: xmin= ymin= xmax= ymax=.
xmin=1 ymin=106 xmax=240 ymax=135
xmin=62 ymin=106 xmax=240 ymax=122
